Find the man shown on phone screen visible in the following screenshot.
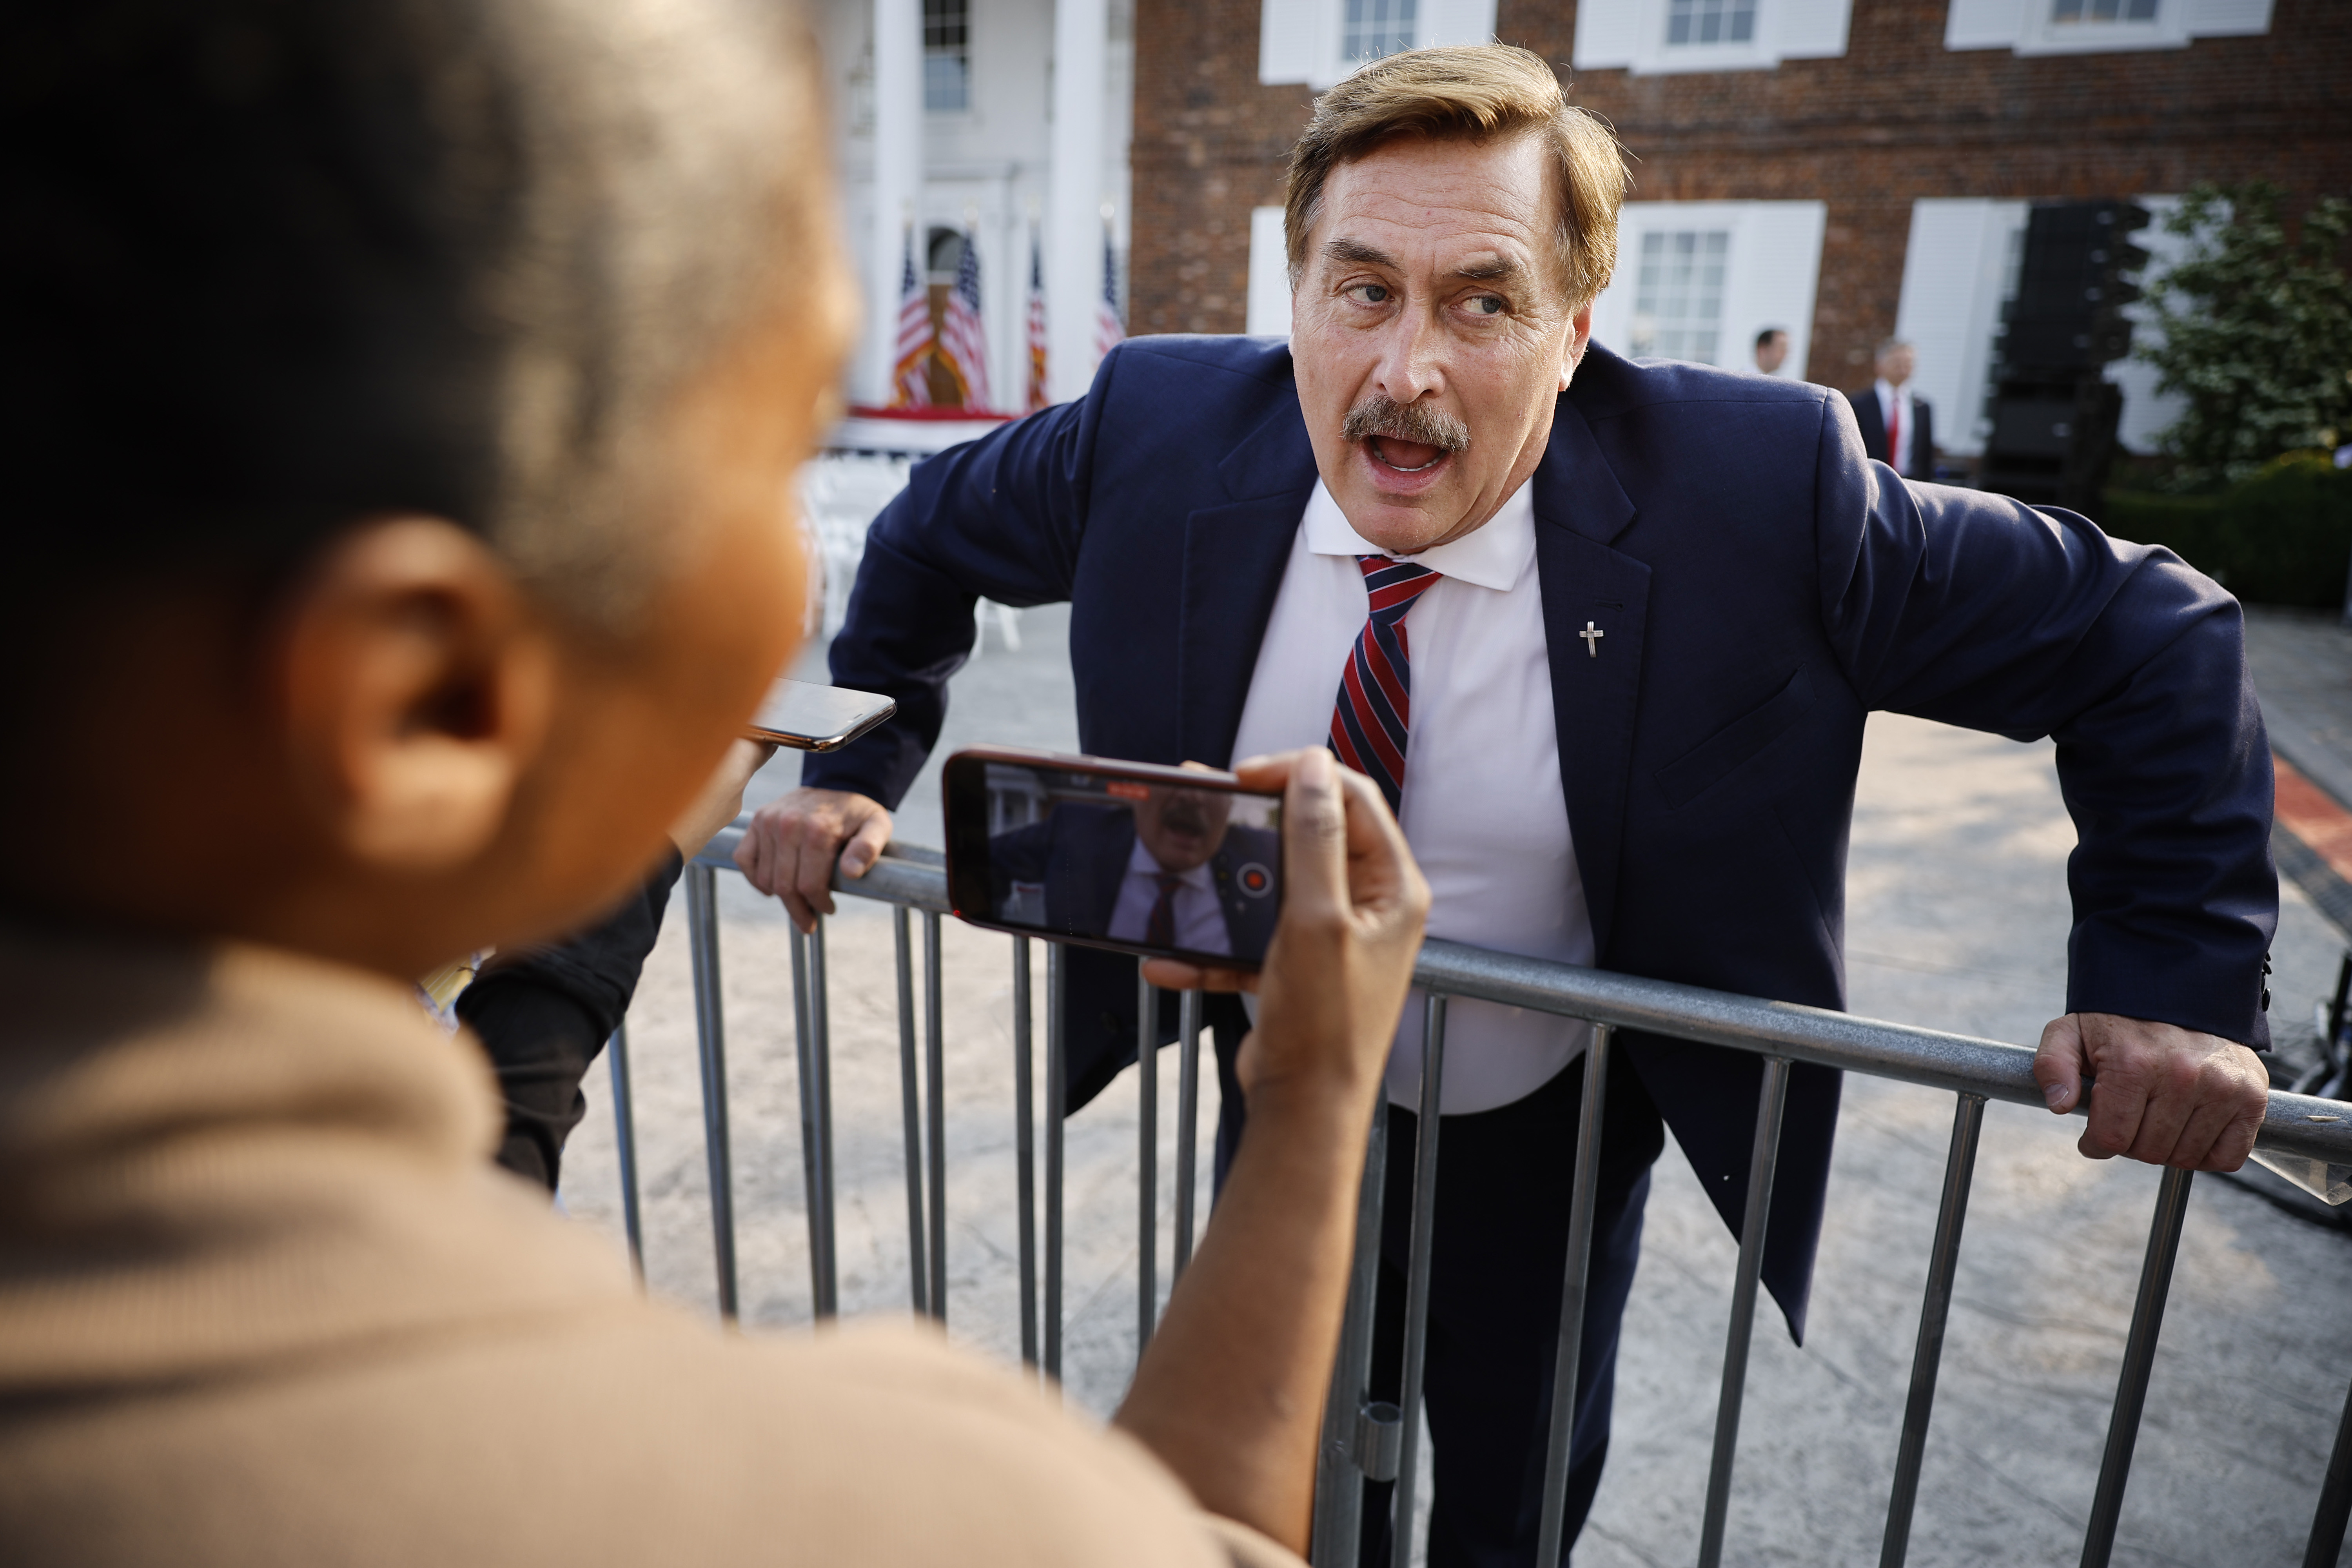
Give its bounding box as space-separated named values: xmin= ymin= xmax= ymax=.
xmin=990 ymin=783 xmax=1281 ymax=960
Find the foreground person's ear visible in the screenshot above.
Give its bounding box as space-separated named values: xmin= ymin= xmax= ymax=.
xmin=275 ymin=516 xmax=556 ymax=875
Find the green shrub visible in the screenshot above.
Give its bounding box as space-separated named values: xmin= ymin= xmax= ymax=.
xmin=2103 ymin=452 xmax=2352 ymax=608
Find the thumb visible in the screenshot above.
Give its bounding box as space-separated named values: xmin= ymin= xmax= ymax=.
xmin=839 ymin=808 xmax=891 ymax=879
xmin=2034 ymin=1014 xmax=2086 ymax=1115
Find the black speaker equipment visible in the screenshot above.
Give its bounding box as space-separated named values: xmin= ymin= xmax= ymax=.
xmin=1979 ymin=201 xmax=2149 ymax=516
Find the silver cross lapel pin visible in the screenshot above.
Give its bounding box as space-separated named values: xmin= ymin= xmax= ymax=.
xmin=1579 ymin=620 xmax=1604 ymax=658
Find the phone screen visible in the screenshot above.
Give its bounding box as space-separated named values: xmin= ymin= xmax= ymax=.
xmin=945 ymin=754 xmax=1284 ymax=969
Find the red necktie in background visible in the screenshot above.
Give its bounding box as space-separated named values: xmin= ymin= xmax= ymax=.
xmin=1887 ymin=396 xmax=1904 ymax=475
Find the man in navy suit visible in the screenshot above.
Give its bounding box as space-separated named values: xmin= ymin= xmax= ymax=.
xmin=1846 ymin=338 xmax=1936 ymax=479
xmin=738 ymin=44 xmax=2274 ymax=1566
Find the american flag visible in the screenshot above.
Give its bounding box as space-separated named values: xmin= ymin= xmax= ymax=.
xmin=889 ymin=226 xmax=931 ymax=408
xmin=935 ymin=227 xmax=991 ymax=412
xmin=1094 ymin=219 xmax=1124 ymax=360
xmin=1025 ymin=227 xmax=1049 ymax=412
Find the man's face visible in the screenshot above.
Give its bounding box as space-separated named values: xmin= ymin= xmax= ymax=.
xmin=1290 ymin=133 xmax=1590 ymax=555
xmin=1877 ymin=344 xmax=1916 ymax=387
xmin=1132 ymin=786 xmax=1234 ymax=875
xmin=1755 ymin=331 xmax=1788 ymax=375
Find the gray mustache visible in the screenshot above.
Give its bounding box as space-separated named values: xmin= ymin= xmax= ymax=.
xmin=1341 ymin=395 xmax=1470 ymax=455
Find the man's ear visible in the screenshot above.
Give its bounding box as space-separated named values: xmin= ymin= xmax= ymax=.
xmin=1561 ymin=302 xmax=1594 ymax=391
xmin=275 ymin=517 xmax=556 ymax=875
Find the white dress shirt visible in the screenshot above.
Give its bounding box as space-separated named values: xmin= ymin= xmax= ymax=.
xmin=1874 ymin=377 xmax=1917 ymax=478
xmin=1230 ymin=479 xmax=1594 ymax=1115
xmin=1106 ymin=841 xmax=1231 ymax=956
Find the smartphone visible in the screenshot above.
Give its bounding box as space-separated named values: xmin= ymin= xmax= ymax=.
xmin=943 ymin=747 xmax=1285 ymax=970
xmin=745 ymin=677 xmax=897 ymax=752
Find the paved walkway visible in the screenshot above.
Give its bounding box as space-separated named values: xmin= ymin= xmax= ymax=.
xmin=550 ymin=605 xmax=2351 ymax=1567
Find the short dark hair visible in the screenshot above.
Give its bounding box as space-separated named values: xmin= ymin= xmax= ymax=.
xmin=2 ymin=0 xmax=817 ymax=625
xmin=1755 ymin=327 xmax=1788 ymax=350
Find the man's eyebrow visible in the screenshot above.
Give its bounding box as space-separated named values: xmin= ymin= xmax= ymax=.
xmin=1324 ymin=236 xmax=1399 ymax=270
xmin=1453 ymin=254 xmax=1524 ymax=283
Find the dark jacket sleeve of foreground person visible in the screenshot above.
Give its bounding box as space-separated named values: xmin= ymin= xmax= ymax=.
xmin=457 ymin=848 xmax=686 ymax=1190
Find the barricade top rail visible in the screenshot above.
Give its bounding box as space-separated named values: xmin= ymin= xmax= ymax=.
xmin=697 ymin=825 xmax=2352 ymax=1169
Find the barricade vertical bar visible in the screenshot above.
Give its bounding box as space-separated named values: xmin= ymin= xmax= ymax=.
xmin=1045 ymin=943 xmax=1067 ymax=1383
xmin=1390 ymin=995 xmax=1450 ymax=1568
xmin=1879 ymin=1091 xmax=1986 ymax=1568
xmin=1309 ymin=1102 xmax=1390 ymax=1568
xmin=804 ymin=921 xmax=839 ymax=1317
xmin=924 ymin=910 xmax=948 ymax=1323
xmin=606 ymin=1023 xmax=644 ymax=1283
xmin=1534 ymin=1025 xmax=1615 ymax=1568
xmin=1138 ymin=971 xmax=1160 ymax=1354
xmin=1174 ymin=988 xmax=1203 ymax=1280
xmin=1013 ymin=936 xmax=1040 ymax=1366
xmin=2305 ymin=1369 xmax=2352 ymax=1568
xmin=1696 ymin=1054 xmax=1792 ymax=1568
xmin=894 ymin=907 xmax=928 ymax=1316
xmin=684 ymin=864 xmax=738 ymax=1322
xmin=2080 ymin=1165 xmax=2196 ymax=1568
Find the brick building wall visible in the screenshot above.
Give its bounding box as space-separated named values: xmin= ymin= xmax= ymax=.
xmin=1128 ymin=0 xmax=2351 ymax=383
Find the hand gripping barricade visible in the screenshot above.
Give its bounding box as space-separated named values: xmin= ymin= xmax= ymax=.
xmin=591 ymin=825 xmax=2352 ymax=1568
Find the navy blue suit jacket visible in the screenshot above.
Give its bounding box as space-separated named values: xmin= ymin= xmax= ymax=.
xmin=807 ymin=336 xmax=2276 ymax=1337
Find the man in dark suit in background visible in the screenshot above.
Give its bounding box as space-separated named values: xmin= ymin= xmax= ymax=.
xmin=737 ymin=45 xmax=2273 ymax=1567
xmin=1846 ymin=336 xmax=1935 ymax=478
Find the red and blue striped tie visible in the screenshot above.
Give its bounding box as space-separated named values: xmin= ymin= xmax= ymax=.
xmin=1328 ymin=555 xmax=1440 ymax=815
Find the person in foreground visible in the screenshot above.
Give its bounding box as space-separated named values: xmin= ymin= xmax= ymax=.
xmin=738 ymin=43 xmax=2277 ymax=1566
xmin=0 ymin=3 xmax=1429 ymax=1563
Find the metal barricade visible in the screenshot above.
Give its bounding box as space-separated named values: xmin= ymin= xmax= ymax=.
xmin=614 ymin=829 xmax=2352 ymax=1568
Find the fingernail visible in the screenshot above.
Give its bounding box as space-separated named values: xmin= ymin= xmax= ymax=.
xmin=2043 ymin=1083 xmax=2068 ymax=1109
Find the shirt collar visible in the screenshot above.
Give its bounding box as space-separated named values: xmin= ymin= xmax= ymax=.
xmin=1301 ymin=477 xmax=1537 ymax=593
xmin=1126 ymin=838 xmax=1214 ymax=888
xmin=1875 ymin=377 xmax=1908 ymax=405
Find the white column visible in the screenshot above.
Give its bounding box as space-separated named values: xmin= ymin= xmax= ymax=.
xmin=1047 ymin=0 xmax=1110 ymax=404
xmin=865 ymin=0 xmax=925 ymax=405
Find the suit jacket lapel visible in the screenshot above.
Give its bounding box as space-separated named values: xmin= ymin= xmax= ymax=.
xmin=1177 ymin=394 xmax=1319 ymax=767
xmin=1533 ymin=396 xmax=1648 ymax=962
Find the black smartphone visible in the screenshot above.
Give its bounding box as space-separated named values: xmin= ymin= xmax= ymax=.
xmin=942 ymin=747 xmax=1285 ymax=971
xmin=745 ymin=677 xmax=897 ymax=752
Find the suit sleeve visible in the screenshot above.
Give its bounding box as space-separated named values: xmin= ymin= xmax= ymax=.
xmin=800 ymin=352 xmax=1126 ymax=808
xmin=1809 ymin=396 xmax=2276 ymax=1046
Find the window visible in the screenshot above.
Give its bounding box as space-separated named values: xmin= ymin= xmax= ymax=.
xmin=2051 ymin=0 xmax=2159 ymax=21
xmin=924 ymin=0 xmax=969 ymax=113
xmin=1573 ymin=0 xmax=1852 ymax=74
xmin=1258 ymin=0 xmax=1493 ymax=89
xmin=1630 ymin=231 xmax=1731 ymax=364
xmin=1666 ymin=0 xmax=1757 ymax=46
xmin=1588 ymin=201 xmax=1825 ymax=377
xmin=1342 ymin=0 xmax=1415 ymax=62
xmin=1944 ymin=0 xmax=2269 ymax=55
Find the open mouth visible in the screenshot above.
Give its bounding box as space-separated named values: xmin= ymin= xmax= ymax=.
xmin=1368 ymin=435 xmax=1446 ymax=473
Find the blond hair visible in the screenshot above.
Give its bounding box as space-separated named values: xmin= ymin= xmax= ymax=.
xmin=1283 ymin=45 xmax=1629 ymax=312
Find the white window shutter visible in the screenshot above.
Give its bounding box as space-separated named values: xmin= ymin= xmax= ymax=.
xmin=1422 ymin=0 xmax=1499 ymax=48
xmin=1774 ymin=0 xmax=1853 ymax=59
xmin=1943 ymin=0 xmax=2026 ymax=49
xmin=1246 ymin=207 xmax=1295 ymax=337
xmin=2182 ymin=0 xmax=2273 ymax=36
xmin=1894 ymin=201 xmax=2000 ymax=448
xmin=1259 ymin=0 xmax=1319 ymax=85
xmin=1723 ymin=201 xmax=1828 ymax=379
xmin=1573 ymin=0 xmax=1644 ymax=69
